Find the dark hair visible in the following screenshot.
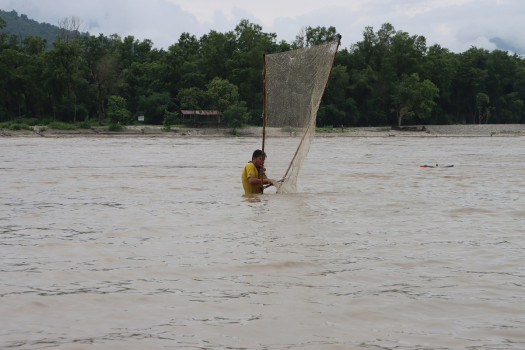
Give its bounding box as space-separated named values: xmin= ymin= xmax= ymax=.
xmin=252 ymin=149 xmax=267 ymax=159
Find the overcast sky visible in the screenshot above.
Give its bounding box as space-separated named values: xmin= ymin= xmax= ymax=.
xmin=1 ymin=0 xmax=524 ymax=54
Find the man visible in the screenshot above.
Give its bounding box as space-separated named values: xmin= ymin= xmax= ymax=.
xmin=242 ymin=149 xmax=277 ymax=194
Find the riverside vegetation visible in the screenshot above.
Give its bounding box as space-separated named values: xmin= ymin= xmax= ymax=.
xmin=1 ymin=10 xmax=525 ymax=132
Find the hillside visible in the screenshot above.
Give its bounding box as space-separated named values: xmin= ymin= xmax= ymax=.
xmin=1 ymin=9 xmax=66 ymax=48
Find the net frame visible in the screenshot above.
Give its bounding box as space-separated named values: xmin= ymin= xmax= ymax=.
xmin=261 ymin=36 xmax=341 ymax=193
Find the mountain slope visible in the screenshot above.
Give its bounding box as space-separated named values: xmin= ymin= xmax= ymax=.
xmin=1 ymin=9 xmax=62 ymax=48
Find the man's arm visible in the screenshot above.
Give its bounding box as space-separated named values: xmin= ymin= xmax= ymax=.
xmin=248 ymin=177 xmax=276 ymax=187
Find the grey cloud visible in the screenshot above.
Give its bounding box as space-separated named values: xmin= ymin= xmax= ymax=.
xmin=1 ymin=0 xmax=524 ymax=53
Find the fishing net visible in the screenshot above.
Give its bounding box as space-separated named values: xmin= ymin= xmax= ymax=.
xmin=263 ymin=38 xmax=340 ymax=193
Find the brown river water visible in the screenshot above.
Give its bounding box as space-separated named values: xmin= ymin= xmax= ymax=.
xmin=1 ymin=136 xmax=524 ymax=349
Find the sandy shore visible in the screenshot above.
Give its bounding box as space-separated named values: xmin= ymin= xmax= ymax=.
xmin=1 ymin=124 xmax=524 ymax=138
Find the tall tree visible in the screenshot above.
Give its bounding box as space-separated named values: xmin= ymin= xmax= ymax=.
xmin=453 ymin=47 xmax=489 ymax=123
xmin=421 ymin=44 xmax=458 ymax=124
xmin=53 ymin=16 xmax=83 ymax=122
xmin=475 ymin=92 xmax=490 ymax=124
xmin=206 ymin=77 xmax=239 ymax=112
xmin=229 ymin=19 xmax=278 ymax=110
xmin=199 ymin=30 xmax=236 ymax=81
xmin=391 ymin=73 xmax=439 ymax=127
xmin=92 ymin=54 xmax=120 ymax=124
xmin=293 ymin=26 xmax=339 ymax=48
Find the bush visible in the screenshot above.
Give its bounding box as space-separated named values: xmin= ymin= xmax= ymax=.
xmin=162 ymin=110 xmax=178 ymax=131
xmin=0 ymin=121 xmax=33 ymax=131
xmin=223 ymin=102 xmax=249 ymax=133
xmin=315 ymin=125 xmax=335 ymax=133
xmin=76 ymin=121 xmax=92 ymax=129
xmin=108 ymin=124 xmax=123 ymax=132
xmin=24 ymin=118 xmax=40 ymax=126
xmin=282 ymin=126 xmax=299 ymax=133
xmin=47 ymin=121 xmax=76 ymax=130
xmin=107 ymin=95 xmax=131 ymax=125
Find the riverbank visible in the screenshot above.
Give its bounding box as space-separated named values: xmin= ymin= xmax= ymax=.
xmin=1 ymin=124 xmax=524 ymax=137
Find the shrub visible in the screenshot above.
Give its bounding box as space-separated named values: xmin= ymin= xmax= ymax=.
xmin=76 ymin=121 xmax=92 ymax=129
xmin=108 ymin=124 xmax=123 ymax=132
xmin=47 ymin=121 xmax=76 ymax=130
xmin=0 ymin=121 xmax=33 ymax=131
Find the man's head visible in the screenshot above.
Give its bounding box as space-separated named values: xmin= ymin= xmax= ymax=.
xmin=252 ymin=149 xmax=266 ymax=167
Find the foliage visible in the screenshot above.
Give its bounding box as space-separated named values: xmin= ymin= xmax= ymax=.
xmin=293 ymin=26 xmax=339 ymax=48
xmin=476 ymin=92 xmax=491 ymax=124
xmin=222 ymin=101 xmax=249 ymax=133
xmin=47 ymin=121 xmax=76 ymax=130
xmin=391 ymin=73 xmax=439 ymax=126
xmin=206 ymin=77 xmax=239 ymax=112
xmin=163 ymin=110 xmax=179 ymax=131
xmin=76 ymin=120 xmax=92 ymax=129
xmin=1 ymin=13 xmax=525 ymax=128
xmin=1 ymin=10 xmax=62 ymax=49
xmin=107 ymin=123 xmax=123 ymax=132
xmin=107 ymin=95 xmax=131 ymax=125
xmin=0 ymin=121 xmax=33 ymax=130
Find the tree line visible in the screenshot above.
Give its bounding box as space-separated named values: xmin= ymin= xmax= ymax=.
xmin=1 ymin=16 xmax=524 ymax=129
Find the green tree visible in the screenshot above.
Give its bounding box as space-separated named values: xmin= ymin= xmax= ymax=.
xmin=118 ymin=36 xmax=154 ymax=69
xmin=222 ymin=101 xmax=249 ymax=133
xmin=228 ymin=20 xmax=278 ymax=110
xmin=453 ymin=47 xmax=489 ymax=123
xmin=138 ymin=92 xmax=172 ymax=124
xmin=293 ymin=26 xmax=339 ymax=48
xmin=421 ymin=45 xmax=458 ymax=123
xmin=107 ymin=95 xmax=130 ymax=126
xmin=319 ymin=64 xmax=357 ymax=126
xmin=0 ymin=16 xmax=7 ymax=47
xmin=54 ymin=16 xmax=84 ymax=122
xmin=391 ymin=73 xmax=439 ymax=127
xmin=348 ymin=23 xmax=419 ymax=125
xmin=91 ymin=54 xmax=120 ymax=124
xmin=199 ymin=30 xmax=236 ymax=81
xmin=0 ymin=48 xmax=30 ymax=120
xmin=486 ymin=50 xmax=521 ymax=123
xmin=164 ymin=32 xmax=201 ymax=94
xmin=21 ymin=35 xmax=47 ymax=55
xmin=121 ymin=59 xmax=171 ymax=122
xmin=177 ymin=87 xmax=206 ymax=110
xmin=475 ymin=92 xmax=490 ymax=124
xmin=206 ymin=77 xmax=239 ymax=112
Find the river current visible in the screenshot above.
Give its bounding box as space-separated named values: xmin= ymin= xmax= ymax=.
xmin=1 ymin=135 xmax=524 ymax=349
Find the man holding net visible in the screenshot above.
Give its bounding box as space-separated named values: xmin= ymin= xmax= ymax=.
xmin=242 ymin=150 xmax=277 ymax=194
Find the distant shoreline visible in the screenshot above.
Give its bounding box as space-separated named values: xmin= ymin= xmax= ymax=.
xmin=1 ymin=124 xmax=524 ymax=138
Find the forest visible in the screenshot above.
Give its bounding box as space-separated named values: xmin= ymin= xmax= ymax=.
xmin=1 ymin=12 xmax=524 ymax=130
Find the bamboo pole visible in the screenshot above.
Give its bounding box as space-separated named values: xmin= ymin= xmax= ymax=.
xmin=260 ymin=53 xmax=267 ymax=193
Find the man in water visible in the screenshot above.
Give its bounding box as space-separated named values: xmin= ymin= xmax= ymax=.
xmin=242 ymin=149 xmax=277 ymax=194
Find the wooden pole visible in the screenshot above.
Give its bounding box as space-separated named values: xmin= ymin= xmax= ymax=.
xmin=260 ymin=53 xmax=267 ymax=193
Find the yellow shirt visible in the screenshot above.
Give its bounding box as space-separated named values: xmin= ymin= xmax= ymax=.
xmin=242 ymin=161 xmax=262 ymax=194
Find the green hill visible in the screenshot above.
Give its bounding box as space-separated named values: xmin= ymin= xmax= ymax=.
xmin=1 ymin=9 xmax=66 ymax=48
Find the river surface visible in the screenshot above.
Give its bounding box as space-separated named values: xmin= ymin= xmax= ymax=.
xmin=1 ymin=136 xmax=524 ymax=350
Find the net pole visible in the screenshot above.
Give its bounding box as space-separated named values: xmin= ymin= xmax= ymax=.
xmin=260 ymin=53 xmax=267 ymax=193
xmin=280 ymin=36 xmax=342 ymax=182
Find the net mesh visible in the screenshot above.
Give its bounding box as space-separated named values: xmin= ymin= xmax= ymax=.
xmin=263 ymin=38 xmax=340 ymax=193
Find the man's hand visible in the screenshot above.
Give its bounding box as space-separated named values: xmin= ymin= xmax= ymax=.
xmin=264 ymin=178 xmax=277 ymax=187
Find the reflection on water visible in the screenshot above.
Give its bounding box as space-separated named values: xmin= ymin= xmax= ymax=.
xmin=1 ymin=136 xmax=524 ymax=349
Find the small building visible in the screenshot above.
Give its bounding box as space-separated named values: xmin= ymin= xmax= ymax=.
xmin=180 ymin=110 xmax=221 ymax=126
